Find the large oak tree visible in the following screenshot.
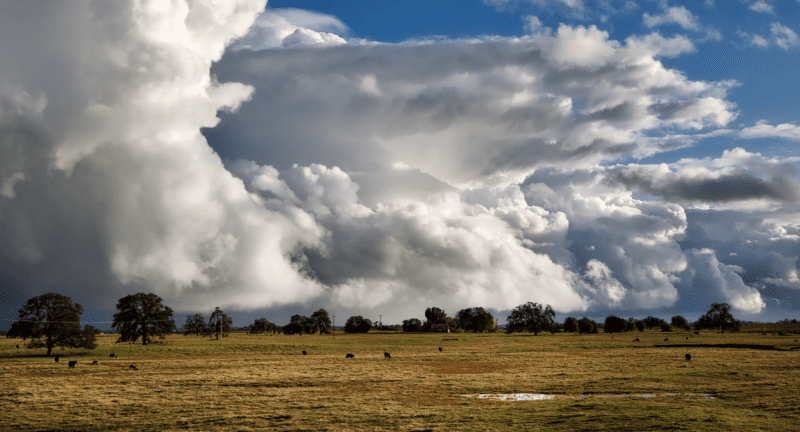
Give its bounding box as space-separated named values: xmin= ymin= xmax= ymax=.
xmin=15 ymin=293 xmax=97 ymax=356
xmin=112 ymin=293 xmax=176 ymax=345
xmin=506 ymin=302 xmax=555 ymax=335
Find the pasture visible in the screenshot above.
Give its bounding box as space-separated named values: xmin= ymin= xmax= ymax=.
xmin=2 ymin=330 xmax=800 ymax=431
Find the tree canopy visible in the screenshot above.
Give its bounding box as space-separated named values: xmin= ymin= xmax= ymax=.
xmin=603 ymin=315 xmax=627 ymax=333
xmin=456 ymin=307 xmax=496 ymax=332
xmin=402 ymin=318 xmax=422 ymax=332
xmin=249 ymin=318 xmax=277 ymax=334
xmin=578 ymin=317 xmax=598 ymax=334
xmin=344 ymin=316 xmax=372 ymax=333
xmin=695 ymin=303 xmax=740 ymax=333
xmin=563 ymin=317 xmax=579 ymax=333
xmin=208 ymin=308 xmax=233 ymax=339
xmin=15 ymin=293 xmax=97 ymax=356
xmin=671 ymin=315 xmax=690 ymax=331
xmin=182 ymin=314 xmax=208 ymax=337
xmin=422 ymin=306 xmax=457 ymax=332
xmin=506 ymin=302 xmax=555 ymax=335
xmin=309 ymin=309 xmax=332 ymax=334
xmin=112 ymin=293 xmax=176 ymax=345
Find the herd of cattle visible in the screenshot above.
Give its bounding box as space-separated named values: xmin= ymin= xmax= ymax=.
xmin=46 ymin=340 xmax=694 ymax=368
xmin=52 ymin=353 xmax=138 ymax=370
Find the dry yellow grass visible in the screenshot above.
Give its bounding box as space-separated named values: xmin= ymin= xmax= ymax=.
xmin=3 ymin=330 xmax=800 ymax=431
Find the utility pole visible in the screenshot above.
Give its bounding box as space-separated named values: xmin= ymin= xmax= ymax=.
xmin=215 ymin=307 xmax=222 ymax=347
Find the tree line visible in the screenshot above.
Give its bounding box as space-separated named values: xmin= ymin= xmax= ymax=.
xmin=7 ymin=291 xmax=744 ymax=357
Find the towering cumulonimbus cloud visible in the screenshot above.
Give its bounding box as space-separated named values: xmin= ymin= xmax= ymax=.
xmin=0 ymin=1 xmax=328 ymax=311
xmin=1 ymin=2 xmax=786 ymax=321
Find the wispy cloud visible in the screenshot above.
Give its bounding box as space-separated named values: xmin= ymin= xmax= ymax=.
xmin=748 ymin=0 xmax=775 ymax=14
xmin=643 ymin=4 xmax=700 ymax=31
xmin=739 ymin=22 xmax=800 ymax=49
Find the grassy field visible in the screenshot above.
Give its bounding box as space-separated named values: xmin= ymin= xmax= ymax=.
xmin=3 ymin=329 xmax=800 ymax=431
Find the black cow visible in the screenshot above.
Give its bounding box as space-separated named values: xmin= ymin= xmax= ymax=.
xmin=634 ymin=338 xmax=640 ymax=342
xmin=109 ymin=354 xmax=117 ymax=358
xmin=664 ymin=338 xmax=669 ymax=342
xmin=130 ymin=364 xmax=138 ymax=370
xmin=345 ymin=353 xmax=354 ymax=359
xmin=68 ymin=361 xmax=77 ymax=368
xmin=91 ymin=360 xmax=98 ymax=365
xmin=302 ymin=350 xmax=307 ymax=355
xmin=54 ymin=356 xmax=59 ymax=363
xmin=384 ymin=352 xmax=391 ymax=359
xmin=685 ymin=354 xmax=691 ymax=361
xmin=16 ymin=345 xmax=19 ymax=349
xmin=438 ymin=347 xmax=442 ymax=352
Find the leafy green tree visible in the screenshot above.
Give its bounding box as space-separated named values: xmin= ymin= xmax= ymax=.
xmin=249 ymin=318 xmax=276 ymax=334
xmin=671 ymin=315 xmax=690 ymax=331
xmin=563 ymin=317 xmax=579 ymax=333
xmin=309 ymin=309 xmax=332 ymax=334
xmin=344 ymin=316 xmax=372 ymax=333
xmin=182 ymin=314 xmax=208 ymax=336
xmin=112 ymin=293 xmax=176 ymax=345
xmin=635 ymin=320 xmax=645 ymax=332
xmin=284 ymin=314 xmax=308 ymax=335
xmin=419 ymin=307 xmax=454 ymax=331
xmin=661 ymin=323 xmax=671 ymax=332
xmin=603 ymin=315 xmax=627 ymax=333
xmin=643 ymin=316 xmax=667 ymax=329
xmin=456 ymin=307 xmax=496 ymax=333
xmin=506 ymin=302 xmax=556 ymax=335
xmin=15 ymin=293 xmax=96 ymax=356
xmin=696 ymin=303 xmax=740 ymax=334
xmin=402 ymin=318 xmax=422 ymax=332
xmin=578 ymin=317 xmax=598 ymax=334
xmin=208 ymin=309 xmax=233 ymax=339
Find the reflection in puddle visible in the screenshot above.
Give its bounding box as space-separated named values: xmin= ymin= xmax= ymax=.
xmin=465 ymin=393 xmax=715 ymax=401
xmin=472 ymin=394 xmax=555 ymax=401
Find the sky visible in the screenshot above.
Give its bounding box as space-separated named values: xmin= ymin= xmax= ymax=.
xmin=2 ymin=0 xmax=800 ymax=331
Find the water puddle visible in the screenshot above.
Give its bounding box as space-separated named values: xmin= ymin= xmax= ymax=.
xmin=465 ymin=392 xmax=715 ymax=401
xmin=468 ymin=394 xmax=555 ymax=401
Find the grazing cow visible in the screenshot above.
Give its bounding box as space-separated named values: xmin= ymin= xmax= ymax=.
xmin=91 ymin=360 xmax=98 ymax=365
xmin=68 ymin=361 xmax=77 ymax=368
xmin=302 ymin=350 xmax=307 ymax=355
xmin=54 ymin=356 xmax=59 ymax=363
xmin=686 ymin=337 xmax=688 ymax=340
xmin=634 ymin=338 xmax=640 ymax=342
xmin=664 ymin=338 xmax=669 ymax=342
xmin=694 ymin=331 xmax=699 ymax=335
xmin=129 ymin=365 xmax=138 ymax=370
xmin=384 ymin=352 xmax=391 ymax=359
xmin=109 ymin=354 xmax=117 ymax=358
xmin=16 ymin=345 xmax=19 ymax=349
xmin=685 ymin=354 xmax=691 ymax=361
xmin=438 ymin=347 xmax=443 ymax=352
xmin=345 ymin=353 xmax=354 ymax=359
